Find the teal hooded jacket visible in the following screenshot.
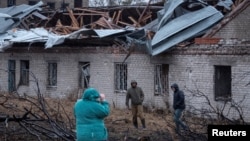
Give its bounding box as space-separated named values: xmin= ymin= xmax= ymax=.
xmin=74 ymin=88 xmax=110 ymax=141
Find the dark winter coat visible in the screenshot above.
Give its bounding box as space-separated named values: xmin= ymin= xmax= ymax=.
xmin=171 ymin=83 xmax=185 ymax=110
xmin=126 ymin=86 xmax=144 ymax=106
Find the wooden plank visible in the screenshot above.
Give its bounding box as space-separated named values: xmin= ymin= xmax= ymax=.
xmin=118 ymin=21 xmax=133 ymax=27
xmin=79 ymin=16 xmax=83 ymax=27
xmin=141 ymin=14 xmax=152 ymax=23
xmin=102 ymin=17 xmax=113 ymax=29
xmin=115 ymin=10 xmax=122 ymax=25
xmin=63 ymin=13 xmax=106 ymax=16
xmin=67 ymin=7 xmax=79 ymax=28
xmin=74 ymin=8 xmax=107 ymax=14
xmin=112 ymin=11 xmax=116 ymax=22
xmin=128 ymin=16 xmax=140 ymax=27
xmin=138 ymin=0 xmax=152 ymax=24
xmin=94 ymin=17 xmax=110 ymax=29
xmin=56 ymin=25 xmax=80 ymax=31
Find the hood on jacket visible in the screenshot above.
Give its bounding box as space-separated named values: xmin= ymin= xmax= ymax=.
xmin=82 ymin=88 xmax=100 ymax=101
xmin=171 ymin=83 xmax=179 ymax=92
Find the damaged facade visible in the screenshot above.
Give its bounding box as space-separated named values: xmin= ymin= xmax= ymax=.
xmin=0 ymin=0 xmax=250 ymax=122
xmin=0 ymin=0 xmax=89 ymax=9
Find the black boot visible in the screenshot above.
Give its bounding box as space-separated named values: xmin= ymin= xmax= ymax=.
xmin=141 ymin=119 xmax=146 ymax=129
xmin=133 ymin=117 xmax=138 ymax=129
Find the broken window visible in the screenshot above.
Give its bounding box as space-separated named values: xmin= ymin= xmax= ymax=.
xmin=214 ymin=65 xmax=232 ymax=101
xmin=47 ymin=2 xmax=55 ymax=9
xmin=154 ymin=64 xmax=169 ymax=96
xmin=61 ymin=2 xmax=69 ymax=11
xmin=115 ymin=63 xmax=127 ymax=92
xmin=8 ymin=60 xmax=16 ymax=92
xmin=20 ymin=60 xmax=29 ymax=85
xmin=79 ymin=62 xmax=90 ymax=89
xmin=74 ymin=0 xmax=82 ymax=7
xmin=48 ymin=62 xmax=57 ymax=86
xmin=28 ymin=1 xmax=37 ymax=5
xmin=7 ymin=0 xmax=16 ymax=7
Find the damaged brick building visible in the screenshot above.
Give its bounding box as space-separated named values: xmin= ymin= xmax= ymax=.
xmin=0 ymin=0 xmax=250 ymax=122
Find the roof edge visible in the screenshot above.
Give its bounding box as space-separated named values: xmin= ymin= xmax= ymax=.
xmin=203 ymin=0 xmax=250 ymax=37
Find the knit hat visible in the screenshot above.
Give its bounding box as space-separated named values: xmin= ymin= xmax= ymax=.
xmin=131 ymin=80 xmax=137 ymax=84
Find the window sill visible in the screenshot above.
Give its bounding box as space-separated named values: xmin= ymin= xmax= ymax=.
xmin=46 ymin=86 xmax=57 ymax=90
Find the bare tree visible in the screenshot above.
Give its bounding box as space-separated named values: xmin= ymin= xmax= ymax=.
xmin=0 ymin=70 xmax=76 ymax=141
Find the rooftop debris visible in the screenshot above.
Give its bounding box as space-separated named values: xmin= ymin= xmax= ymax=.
xmin=0 ymin=0 xmax=248 ymax=55
xmin=150 ymin=0 xmax=224 ymax=56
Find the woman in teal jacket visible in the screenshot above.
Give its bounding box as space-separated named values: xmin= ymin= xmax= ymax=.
xmin=74 ymin=88 xmax=110 ymax=141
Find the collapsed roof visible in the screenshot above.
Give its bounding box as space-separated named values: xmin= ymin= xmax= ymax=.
xmin=0 ymin=0 xmax=245 ymax=55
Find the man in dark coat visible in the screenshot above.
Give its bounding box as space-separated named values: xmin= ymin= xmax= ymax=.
xmin=126 ymin=80 xmax=146 ymax=129
xmin=171 ymin=83 xmax=187 ymax=133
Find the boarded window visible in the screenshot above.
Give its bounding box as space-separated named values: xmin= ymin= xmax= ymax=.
xmin=20 ymin=60 xmax=29 ymax=85
xmin=79 ymin=62 xmax=90 ymax=89
xmin=115 ymin=63 xmax=127 ymax=91
xmin=7 ymin=0 xmax=16 ymax=7
xmin=154 ymin=64 xmax=169 ymax=95
xmin=8 ymin=60 xmax=16 ymax=92
xmin=214 ymin=65 xmax=231 ymax=101
xmin=48 ymin=62 xmax=57 ymax=86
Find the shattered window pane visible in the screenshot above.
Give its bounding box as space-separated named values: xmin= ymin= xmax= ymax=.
xmin=115 ymin=63 xmax=127 ymax=91
xmin=7 ymin=0 xmax=16 ymax=7
xmin=154 ymin=64 xmax=169 ymax=95
xmin=214 ymin=65 xmax=231 ymax=101
xmin=20 ymin=60 xmax=29 ymax=85
xmin=79 ymin=62 xmax=90 ymax=89
xmin=8 ymin=60 xmax=16 ymax=92
xmin=48 ymin=62 xmax=57 ymax=86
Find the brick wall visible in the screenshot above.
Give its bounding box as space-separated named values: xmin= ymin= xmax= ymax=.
xmin=152 ymin=51 xmax=250 ymax=122
xmin=214 ymin=6 xmax=250 ymax=40
xmin=1 ymin=46 xmax=250 ymax=122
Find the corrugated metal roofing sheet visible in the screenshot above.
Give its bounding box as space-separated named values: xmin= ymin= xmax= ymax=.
xmin=148 ymin=0 xmax=224 ymax=56
xmin=151 ymin=12 xmax=224 ymax=56
xmin=0 ymin=1 xmax=43 ymax=33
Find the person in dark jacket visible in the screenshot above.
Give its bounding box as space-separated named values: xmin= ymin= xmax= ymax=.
xmin=171 ymin=83 xmax=187 ymax=134
xmin=74 ymin=88 xmax=110 ymax=141
xmin=126 ymin=80 xmax=146 ymax=129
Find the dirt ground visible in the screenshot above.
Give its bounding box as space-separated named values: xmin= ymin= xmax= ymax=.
xmin=0 ymin=94 xmax=207 ymax=141
xmin=106 ymin=108 xmax=178 ymax=141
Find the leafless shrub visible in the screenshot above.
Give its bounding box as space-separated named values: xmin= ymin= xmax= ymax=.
xmin=0 ymin=72 xmax=76 ymax=141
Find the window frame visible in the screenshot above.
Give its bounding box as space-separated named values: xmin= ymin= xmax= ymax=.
xmin=48 ymin=62 xmax=57 ymax=87
xmin=154 ymin=64 xmax=169 ymax=96
xmin=7 ymin=0 xmax=16 ymax=7
xmin=214 ymin=65 xmax=232 ymax=101
xmin=114 ymin=63 xmax=127 ymax=92
xmin=20 ymin=60 xmax=29 ymax=86
xmin=79 ymin=62 xmax=90 ymax=89
xmin=8 ymin=60 xmax=16 ymax=92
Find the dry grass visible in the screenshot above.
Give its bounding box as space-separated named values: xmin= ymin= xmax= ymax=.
xmin=0 ymin=93 xmax=207 ymax=141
